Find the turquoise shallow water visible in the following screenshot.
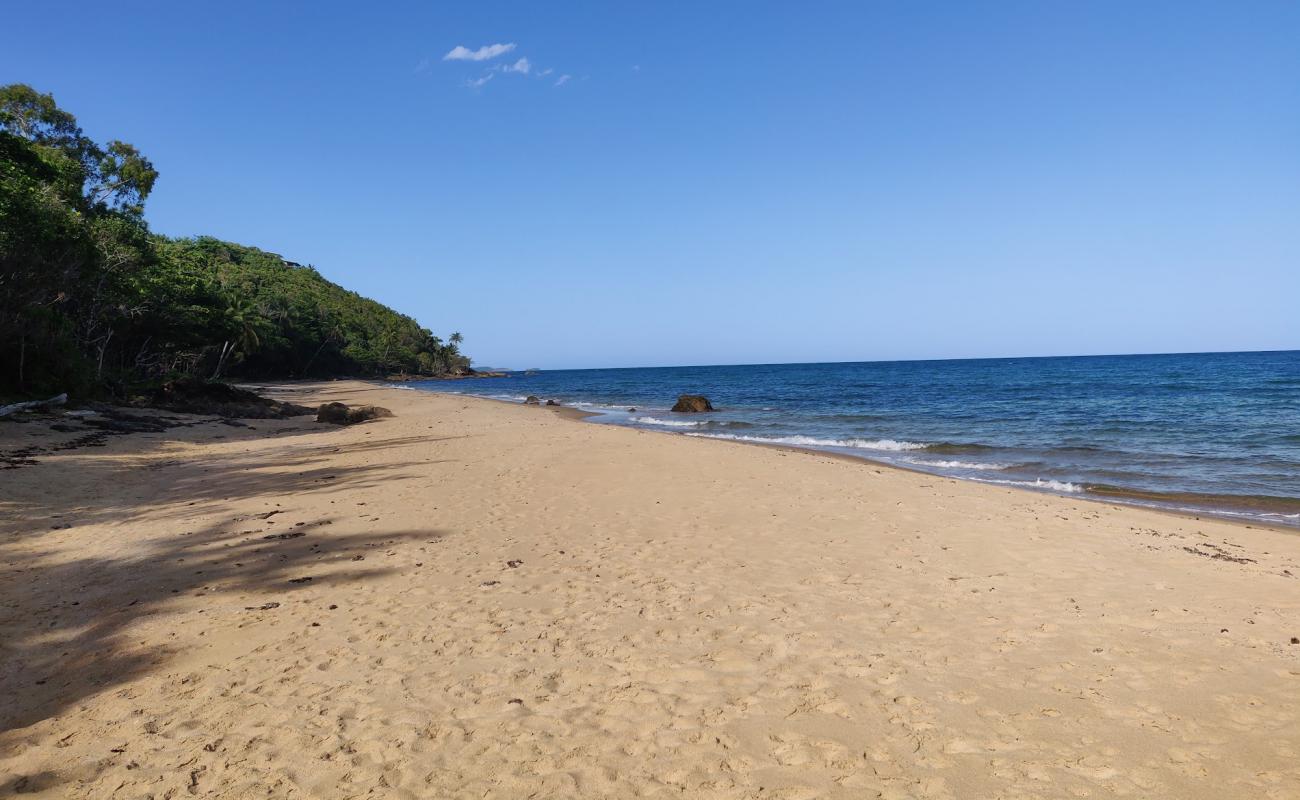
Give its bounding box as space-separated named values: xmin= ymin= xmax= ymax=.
xmin=405 ymin=350 xmax=1300 ymax=527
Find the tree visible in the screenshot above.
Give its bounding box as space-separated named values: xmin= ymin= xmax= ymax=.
xmin=91 ymin=140 xmax=157 ymax=216
xmin=0 ymin=84 xmax=83 ymax=149
xmin=1 ymin=85 xmax=158 ymax=393
xmin=211 ymin=294 xmax=265 ymax=380
xmin=0 ymin=84 xmax=467 ymax=397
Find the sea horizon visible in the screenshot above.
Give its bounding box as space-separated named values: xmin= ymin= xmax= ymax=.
xmin=485 ymin=346 xmax=1299 ymax=375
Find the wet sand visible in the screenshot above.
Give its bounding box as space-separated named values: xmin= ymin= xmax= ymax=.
xmin=1 ymin=380 xmax=1298 ymax=798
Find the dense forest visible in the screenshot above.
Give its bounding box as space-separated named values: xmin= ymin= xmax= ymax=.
xmin=0 ymin=84 xmax=468 ymax=399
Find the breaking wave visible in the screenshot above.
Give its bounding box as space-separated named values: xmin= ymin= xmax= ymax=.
xmin=974 ymin=477 xmax=1084 ymax=493
xmin=900 ymin=457 xmax=1008 ymax=471
xmin=630 ymin=416 xmax=708 ymax=428
xmin=685 ymin=433 xmax=929 ymax=451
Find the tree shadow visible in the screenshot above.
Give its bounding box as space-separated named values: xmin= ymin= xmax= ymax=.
xmin=0 ymin=414 xmax=464 ymax=754
xmin=4 ymin=423 xmax=470 ymax=531
xmin=1 ymin=397 xmax=473 ymax=481
xmin=0 ymin=515 xmax=450 ymax=740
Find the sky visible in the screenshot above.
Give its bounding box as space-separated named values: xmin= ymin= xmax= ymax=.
xmin=4 ymin=1 xmax=1298 ymax=369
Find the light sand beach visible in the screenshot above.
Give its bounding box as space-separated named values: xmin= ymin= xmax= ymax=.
xmin=2 ymin=381 xmax=1298 ymax=799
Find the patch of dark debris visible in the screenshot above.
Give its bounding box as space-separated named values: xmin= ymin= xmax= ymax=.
xmin=1182 ymin=544 xmax=1256 ymax=564
xmin=0 ymin=381 xmax=311 ymax=469
xmin=1 ymin=408 xmax=196 ymax=469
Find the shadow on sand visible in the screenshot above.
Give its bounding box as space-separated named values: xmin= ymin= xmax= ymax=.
xmin=0 ymin=416 xmax=459 ymax=762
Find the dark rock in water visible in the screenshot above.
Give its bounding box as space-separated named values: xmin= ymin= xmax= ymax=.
xmin=317 ymin=402 xmax=393 ymax=425
xmin=628 ymin=407 xmax=637 ymax=412
xmin=524 ymin=396 xmax=540 ymax=405
xmin=546 ymin=399 xmax=561 ymax=406
xmin=671 ymin=395 xmax=715 ymax=413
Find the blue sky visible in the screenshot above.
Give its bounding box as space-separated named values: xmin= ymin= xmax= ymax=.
xmin=5 ymin=1 xmax=1297 ymax=369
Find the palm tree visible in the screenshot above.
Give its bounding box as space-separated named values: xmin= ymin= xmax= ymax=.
xmin=446 ymin=331 xmax=467 ymax=373
xmin=211 ymin=295 xmax=262 ymax=380
xmin=302 ymin=318 xmax=344 ymax=376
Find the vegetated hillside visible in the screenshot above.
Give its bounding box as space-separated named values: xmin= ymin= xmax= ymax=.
xmin=148 ymin=237 xmax=467 ymax=381
xmin=0 ymin=83 xmax=466 ymax=399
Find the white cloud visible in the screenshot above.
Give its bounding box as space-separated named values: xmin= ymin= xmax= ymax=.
xmin=444 ymin=46 xmax=567 ymax=92
xmin=444 ymin=43 xmax=516 ymax=62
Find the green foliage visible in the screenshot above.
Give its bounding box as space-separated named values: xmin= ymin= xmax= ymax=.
xmin=0 ymin=84 xmax=466 ymax=398
xmin=150 ymin=237 xmax=466 ymax=381
xmin=0 ymin=84 xmax=83 ymax=148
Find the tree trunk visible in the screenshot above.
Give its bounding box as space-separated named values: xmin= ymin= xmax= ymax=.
xmin=211 ymin=341 xmax=233 ymax=380
xmin=0 ymin=393 xmax=67 ymax=418
xmin=95 ymin=329 xmax=114 ymax=380
xmin=133 ymin=336 xmax=153 ymax=370
xmin=302 ymin=336 xmax=332 ymax=376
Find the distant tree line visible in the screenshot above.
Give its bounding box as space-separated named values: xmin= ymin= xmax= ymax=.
xmin=0 ymin=83 xmax=468 ymax=398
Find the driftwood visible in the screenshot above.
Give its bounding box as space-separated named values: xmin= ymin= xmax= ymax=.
xmin=0 ymin=393 xmax=68 ymax=418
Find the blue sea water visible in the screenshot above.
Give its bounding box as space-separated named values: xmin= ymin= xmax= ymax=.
xmin=405 ymin=351 xmax=1300 ymax=527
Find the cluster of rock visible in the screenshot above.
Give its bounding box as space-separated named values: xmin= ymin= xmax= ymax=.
xmin=523 ymin=394 xmax=714 ymax=413
xmin=136 ymin=378 xmax=312 ymax=419
xmin=386 ymin=366 xmax=509 ymax=382
xmin=316 ymin=402 xmax=394 ymax=425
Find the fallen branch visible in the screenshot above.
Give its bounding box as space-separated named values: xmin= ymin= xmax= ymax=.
xmin=0 ymin=393 xmax=68 ymax=418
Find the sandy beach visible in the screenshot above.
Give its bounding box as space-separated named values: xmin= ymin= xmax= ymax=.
xmin=1 ymin=380 xmax=1298 ymax=799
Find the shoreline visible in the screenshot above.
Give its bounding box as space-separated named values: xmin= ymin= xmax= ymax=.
xmin=400 ymin=384 xmax=1300 ymax=534
xmin=4 ymin=379 xmax=1299 ymax=798
xmin=740 ymin=438 xmax=1300 ymax=536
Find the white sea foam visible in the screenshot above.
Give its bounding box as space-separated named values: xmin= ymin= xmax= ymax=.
xmin=686 ymin=433 xmax=929 ymax=451
xmin=901 ymin=457 xmax=1008 ymax=471
xmin=974 ymin=477 xmax=1084 ymax=493
xmin=630 ymin=416 xmax=707 ymax=427
xmin=572 ymin=401 xmax=647 ymax=411
xmin=1170 ymin=507 xmax=1300 ymax=523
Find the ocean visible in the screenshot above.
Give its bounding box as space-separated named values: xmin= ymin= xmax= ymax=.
xmin=402 ymin=350 xmax=1300 ymax=527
